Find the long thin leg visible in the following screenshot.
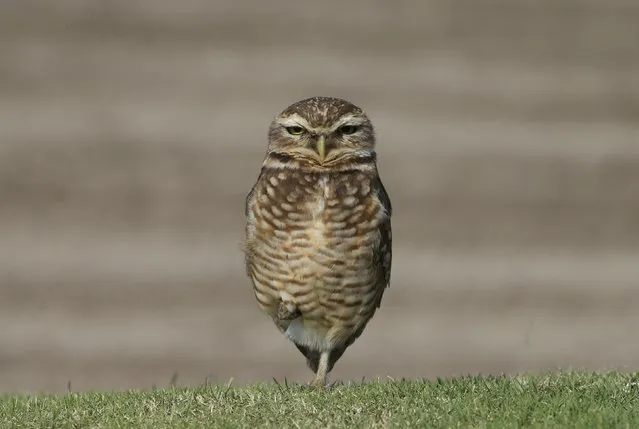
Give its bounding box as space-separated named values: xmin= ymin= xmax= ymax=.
xmin=311 ymin=351 xmax=330 ymax=388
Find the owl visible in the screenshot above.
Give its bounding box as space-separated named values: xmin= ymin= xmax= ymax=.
xmin=244 ymin=96 xmax=392 ymax=388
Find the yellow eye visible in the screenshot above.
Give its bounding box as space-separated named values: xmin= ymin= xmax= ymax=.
xmin=286 ymin=126 xmax=305 ymax=135
xmin=339 ymin=125 xmax=358 ymax=135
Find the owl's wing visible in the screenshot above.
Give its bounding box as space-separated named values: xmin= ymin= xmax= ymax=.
xmin=244 ymin=169 xmax=264 ymax=276
xmin=245 ymin=170 xmax=262 ymax=217
xmin=374 ymin=175 xmax=393 ymax=308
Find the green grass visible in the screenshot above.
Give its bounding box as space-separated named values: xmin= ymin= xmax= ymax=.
xmin=1 ymin=372 xmax=638 ymax=428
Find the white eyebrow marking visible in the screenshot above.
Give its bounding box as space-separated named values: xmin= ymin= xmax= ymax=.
xmin=330 ymin=115 xmax=367 ymax=131
xmin=276 ymin=112 xmax=368 ymax=133
xmin=277 ymin=114 xmax=311 ymax=128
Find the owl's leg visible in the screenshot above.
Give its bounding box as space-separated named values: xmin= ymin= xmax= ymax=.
xmin=311 ymin=351 xmax=330 ymax=388
xmin=293 ymin=343 xmax=320 ymax=372
xmin=277 ymin=299 xmax=300 ymax=320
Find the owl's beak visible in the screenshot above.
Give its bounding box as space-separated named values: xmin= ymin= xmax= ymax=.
xmin=316 ymin=135 xmax=326 ymax=161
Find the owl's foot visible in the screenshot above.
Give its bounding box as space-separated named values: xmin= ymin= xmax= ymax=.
xmin=310 ymin=378 xmax=326 ymax=389
xmin=277 ymin=300 xmax=300 ymax=320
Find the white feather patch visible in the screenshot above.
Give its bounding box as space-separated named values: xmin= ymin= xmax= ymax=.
xmin=285 ymin=318 xmax=329 ymax=351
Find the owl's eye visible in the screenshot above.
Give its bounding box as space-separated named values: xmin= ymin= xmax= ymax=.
xmin=339 ymin=125 xmax=358 ymax=135
xmin=286 ymin=126 xmax=305 ymax=135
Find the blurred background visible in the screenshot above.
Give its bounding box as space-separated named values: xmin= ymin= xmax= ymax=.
xmin=1 ymin=0 xmax=638 ymax=393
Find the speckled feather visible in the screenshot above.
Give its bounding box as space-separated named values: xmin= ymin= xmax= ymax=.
xmin=244 ymin=97 xmax=392 ymax=380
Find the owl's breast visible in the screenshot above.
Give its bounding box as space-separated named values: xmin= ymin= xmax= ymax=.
xmin=246 ymin=168 xmax=386 ymax=331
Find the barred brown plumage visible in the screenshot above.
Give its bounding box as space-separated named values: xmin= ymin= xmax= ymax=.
xmin=244 ymin=96 xmax=392 ymax=388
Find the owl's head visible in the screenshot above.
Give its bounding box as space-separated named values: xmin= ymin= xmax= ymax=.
xmin=266 ymin=97 xmax=375 ymax=167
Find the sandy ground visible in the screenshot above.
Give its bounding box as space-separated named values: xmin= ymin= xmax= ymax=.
xmin=0 ymin=0 xmax=638 ymax=393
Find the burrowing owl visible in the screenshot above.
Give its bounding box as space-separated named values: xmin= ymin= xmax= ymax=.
xmin=244 ymin=96 xmax=392 ymax=387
